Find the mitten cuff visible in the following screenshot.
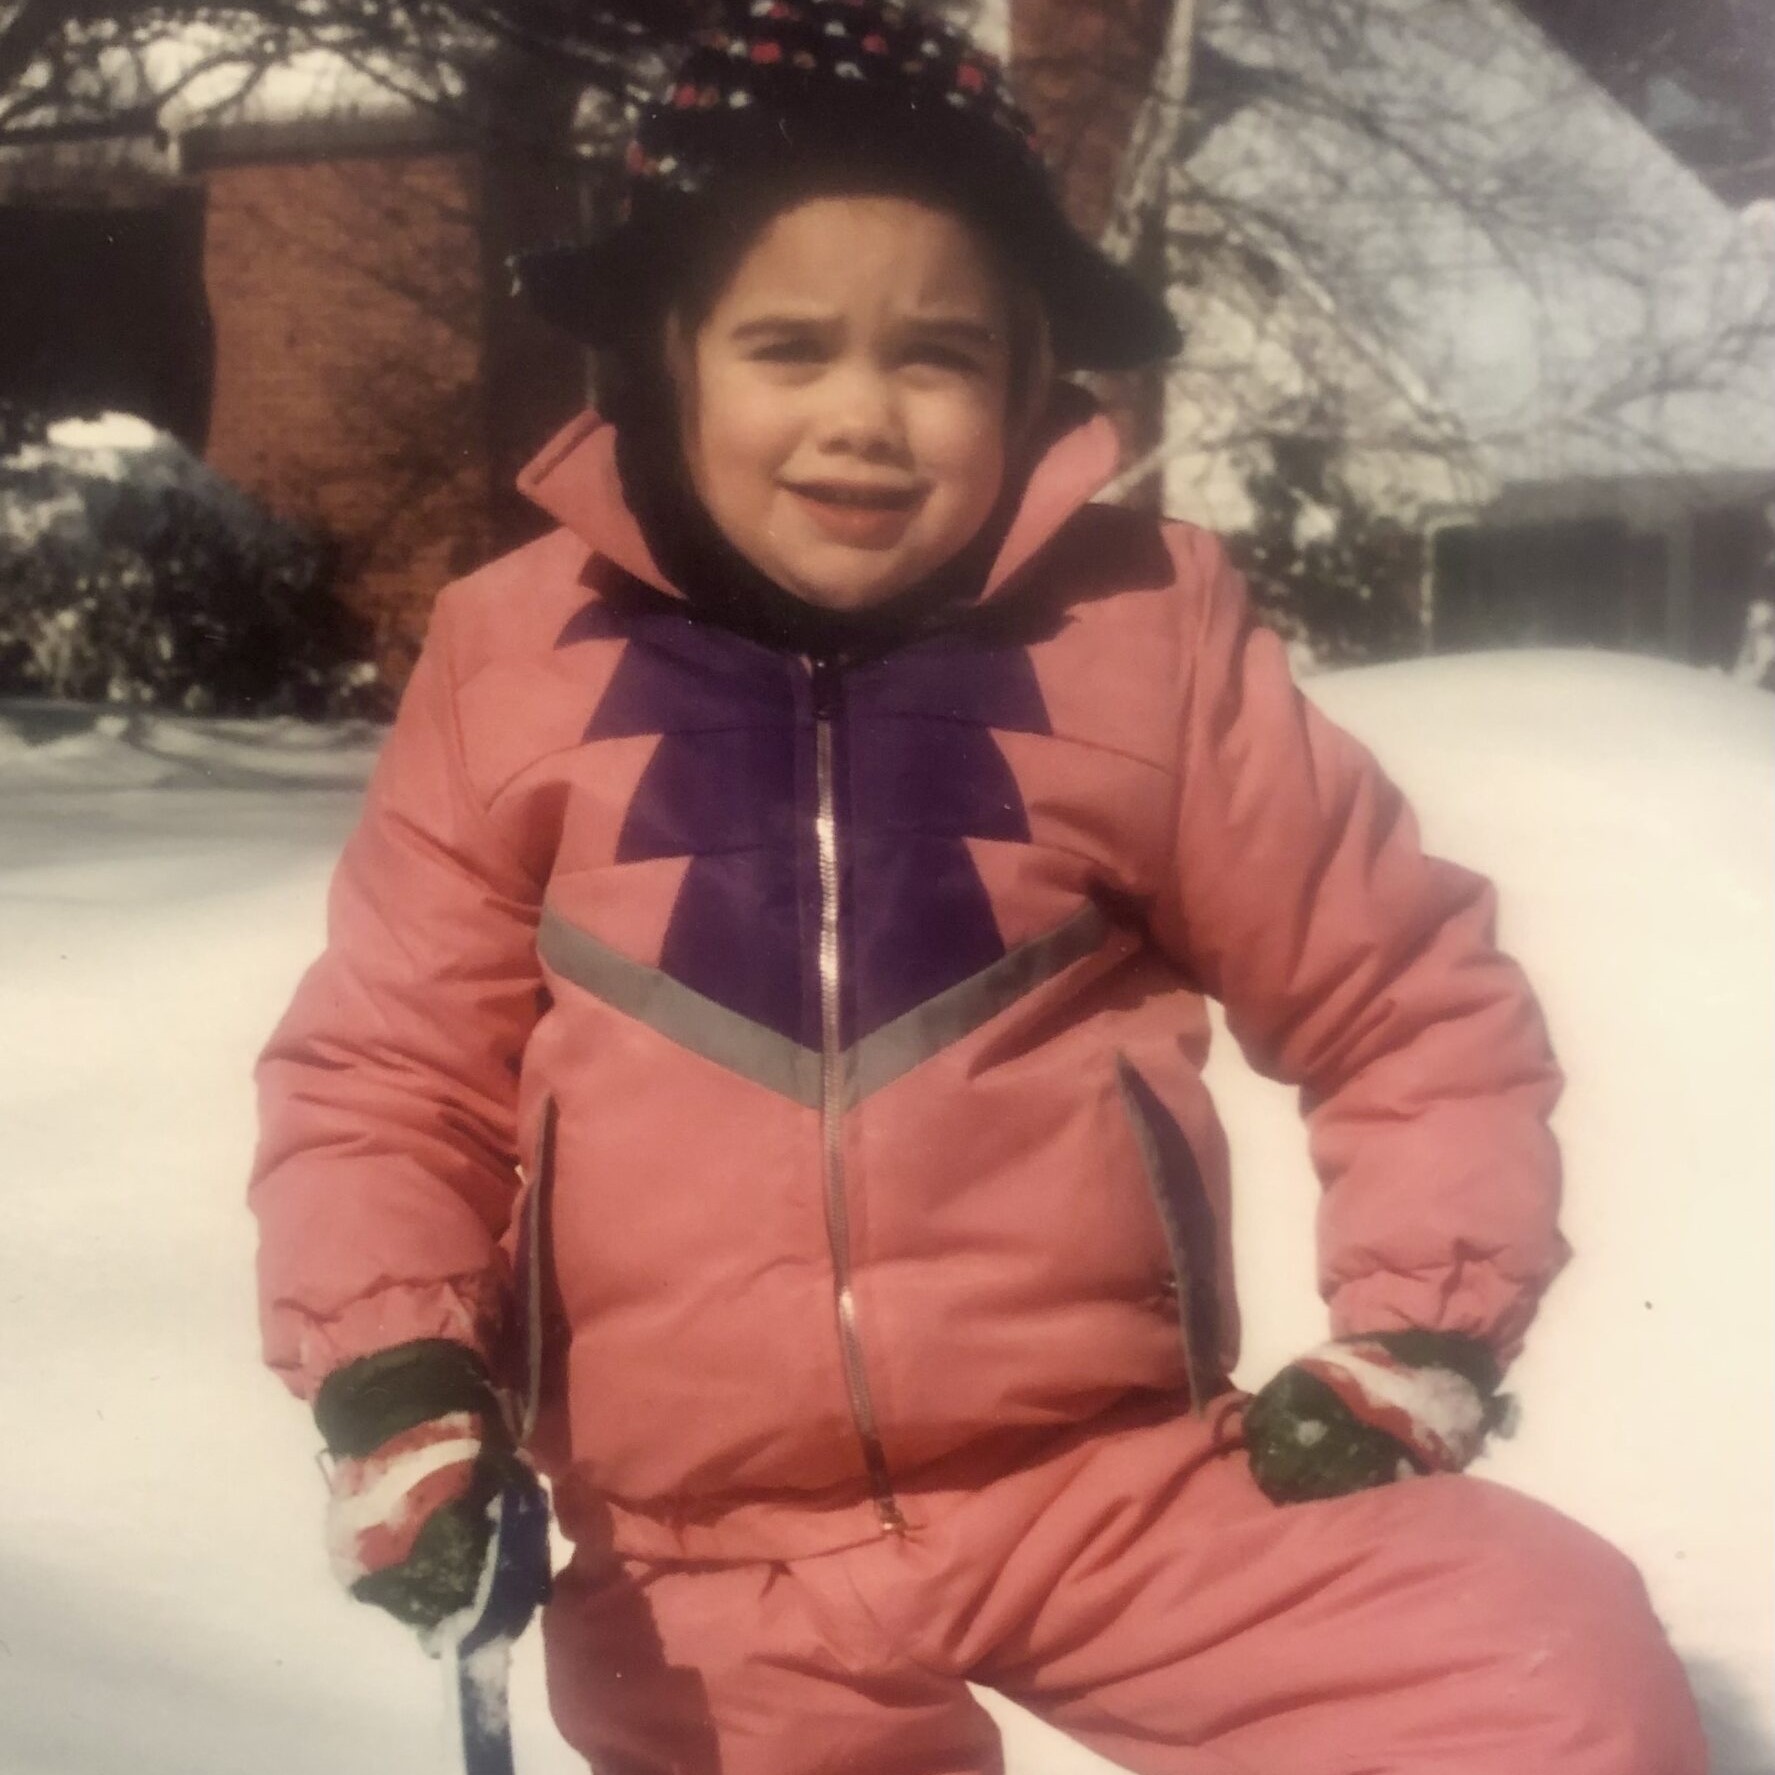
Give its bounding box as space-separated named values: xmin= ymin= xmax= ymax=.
xmin=314 ymin=1339 xmax=504 ymax=1459
xmin=1292 ymin=1335 xmax=1492 ymax=1472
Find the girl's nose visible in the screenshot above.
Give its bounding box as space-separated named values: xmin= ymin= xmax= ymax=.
xmin=812 ymin=363 xmax=908 ymax=460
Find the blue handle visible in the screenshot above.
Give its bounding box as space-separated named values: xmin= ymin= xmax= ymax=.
xmin=451 ymin=1466 xmax=553 ymax=1775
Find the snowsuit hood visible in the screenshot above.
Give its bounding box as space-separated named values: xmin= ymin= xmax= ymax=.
xmin=514 ymin=396 xmax=1125 ymax=614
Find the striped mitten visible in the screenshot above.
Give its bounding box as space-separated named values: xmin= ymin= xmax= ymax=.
xmin=315 ymin=1340 xmax=547 ymax=1636
xmin=1243 ymin=1329 xmax=1510 ymax=1505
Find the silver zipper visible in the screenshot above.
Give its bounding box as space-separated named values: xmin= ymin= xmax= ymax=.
xmin=811 ymin=658 xmax=906 ymax=1533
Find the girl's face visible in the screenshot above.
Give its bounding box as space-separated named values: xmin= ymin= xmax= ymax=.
xmin=676 ymin=195 xmax=1019 ymax=613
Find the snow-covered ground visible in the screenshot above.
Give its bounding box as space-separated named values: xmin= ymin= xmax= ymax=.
xmin=1 ymin=652 xmax=1770 ymax=1774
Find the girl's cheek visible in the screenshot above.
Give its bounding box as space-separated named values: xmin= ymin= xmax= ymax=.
xmin=709 ymin=372 xmax=802 ymax=475
xmin=920 ymin=389 xmax=1008 ymax=485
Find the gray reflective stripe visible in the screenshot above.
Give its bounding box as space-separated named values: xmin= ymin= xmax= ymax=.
xmin=847 ymin=902 xmax=1114 ymax=1105
xmin=537 ymin=899 xmax=1113 ymax=1110
xmin=537 ymin=905 xmax=821 ymax=1107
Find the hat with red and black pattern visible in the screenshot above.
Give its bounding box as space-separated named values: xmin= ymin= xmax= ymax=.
xmin=513 ymin=0 xmax=1179 ymax=371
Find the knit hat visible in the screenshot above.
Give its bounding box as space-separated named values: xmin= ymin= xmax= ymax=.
xmin=512 ymin=0 xmax=1180 ymax=372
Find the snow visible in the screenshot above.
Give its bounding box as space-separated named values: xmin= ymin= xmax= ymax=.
xmin=147 ymin=34 xmax=424 ymax=138
xmin=1292 ymin=1341 xmax=1491 ymax=1469
xmin=453 ymin=1639 xmax=515 ymax=1744
xmin=1 ymin=652 xmax=1770 ymax=1773
xmin=0 ymin=486 xmax=83 ymax=548
xmin=1290 ymin=497 xmax=1339 ymax=549
xmin=45 ymin=414 xmax=161 ymax=455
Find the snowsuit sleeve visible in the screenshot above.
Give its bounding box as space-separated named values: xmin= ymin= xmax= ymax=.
xmin=249 ymin=585 xmax=543 ymax=1399
xmin=1151 ymin=531 xmax=1568 ymax=1363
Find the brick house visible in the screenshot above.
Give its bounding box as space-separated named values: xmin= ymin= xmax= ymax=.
xmin=2 ymin=101 xmax=591 ymax=683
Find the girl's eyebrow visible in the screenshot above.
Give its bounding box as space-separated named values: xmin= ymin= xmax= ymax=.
xmin=728 ymin=312 xmax=840 ymax=340
xmin=725 ymin=312 xmax=1002 ymax=347
xmin=898 ymin=315 xmax=1002 ymax=349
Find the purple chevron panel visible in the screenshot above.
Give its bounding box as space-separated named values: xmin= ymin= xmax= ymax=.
xmin=582 ymin=618 xmax=810 ymax=1044
xmin=554 ymin=600 xmax=623 ymax=649
xmin=835 ymin=637 xmax=1049 ymax=1043
xmin=585 ymin=622 xmax=792 ymax=741
xmin=841 ymin=830 xmax=1006 ymax=1041
xmin=846 ymin=637 xmax=1051 ymax=734
xmin=659 ymin=846 xmax=814 ymax=1047
xmin=846 ymin=715 xmax=1030 ymax=844
xmin=577 ymin=598 xmax=1052 ymax=1059
xmin=615 ymin=722 xmax=797 ymax=862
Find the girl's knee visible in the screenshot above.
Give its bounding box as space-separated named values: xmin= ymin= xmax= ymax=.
xmin=1419 ymin=1479 xmax=1706 ymax=1768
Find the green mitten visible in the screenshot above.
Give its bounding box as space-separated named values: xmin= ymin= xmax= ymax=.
xmin=1244 ymin=1329 xmax=1509 ymax=1505
xmin=314 ymin=1340 xmax=546 ymax=1635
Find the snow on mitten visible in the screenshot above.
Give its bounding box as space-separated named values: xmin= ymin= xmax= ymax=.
xmin=314 ymin=1340 xmax=547 ymax=1636
xmin=1243 ymin=1329 xmax=1510 ymax=1505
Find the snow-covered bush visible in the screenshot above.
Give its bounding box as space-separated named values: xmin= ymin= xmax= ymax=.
xmin=0 ymin=408 xmax=390 ymax=719
xmin=1224 ymin=432 xmax=1424 ymax=670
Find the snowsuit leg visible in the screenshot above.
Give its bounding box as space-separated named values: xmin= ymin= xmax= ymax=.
xmin=542 ymin=1542 xmax=1004 ymax=1775
xmin=541 ymin=1398 xmax=1704 ymax=1775
xmin=962 ymin=1398 xmax=1708 ymax=1775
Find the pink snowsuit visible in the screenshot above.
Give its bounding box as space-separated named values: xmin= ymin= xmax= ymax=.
xmin=251 ymin=403 xmax=1705 ymax=1771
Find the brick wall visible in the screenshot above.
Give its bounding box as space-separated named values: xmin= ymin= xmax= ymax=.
xmin=1010 ymin=0 xmax=1177 ymax=501
xmin=203 ymin=152 xmax=496 ymax=683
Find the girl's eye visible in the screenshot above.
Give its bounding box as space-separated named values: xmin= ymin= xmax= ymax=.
xmin=750 ymin=338 xmax=827 ymax=365
xmin=902 ymin=344 xmax=987 ymax=375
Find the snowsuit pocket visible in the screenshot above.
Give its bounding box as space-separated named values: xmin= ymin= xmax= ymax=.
xmin=510 ymin=1094 xmax=560 ymax=1446
xmin=1114 ymin=1054 xmax=1223 ymax=1415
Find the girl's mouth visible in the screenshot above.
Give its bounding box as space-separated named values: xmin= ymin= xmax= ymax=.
xmin=785 ymin=480 xmax=924 ymax=547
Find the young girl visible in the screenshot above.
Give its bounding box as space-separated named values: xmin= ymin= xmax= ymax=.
xmin=252 ymin=4 xmax=1706 ymax=1769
